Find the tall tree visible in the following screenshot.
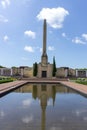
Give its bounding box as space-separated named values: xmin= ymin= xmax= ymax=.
xmin=52 ymin=56 xmax=56 ymax=77
xmin=33 ymin=62 xmax=38 ymax=76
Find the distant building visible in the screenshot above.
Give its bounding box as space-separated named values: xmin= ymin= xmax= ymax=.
xmin=56 ymin=67 xmax=69 ymax=78
xmin=68 ymin=68 xmax=76 ymax=77
xmin=11 ymin=66 xmax=33 ymax=78
xmin=76 ymin=69 xmax=87 ymax=77
xmin=0 ymin=68 xmax=12 ymax=76
xmin=11 ymin=67 xmax=20 ymax=76
xmin=56 ymin=67 xmax=76 ymax=78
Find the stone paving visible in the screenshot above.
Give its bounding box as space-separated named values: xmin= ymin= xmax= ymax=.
xmin=0 ymin=80 xmax=28 ymax=95
xmin=60 ymin=81 xmax=87 ymax=95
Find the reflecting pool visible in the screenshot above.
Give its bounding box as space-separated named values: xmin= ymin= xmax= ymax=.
xmin=0 ymin=83 xmax=87 ymax=130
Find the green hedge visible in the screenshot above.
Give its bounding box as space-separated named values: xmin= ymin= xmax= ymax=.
xmin=0 ymin=79 xmax=14 ymax=84
xmin=0 ymin=77 xmax=14 ymax=84
xmin=75 ymin=78 xmax=87 ymax=85
xmin=76 ymin=81 xmax=87 ymax=85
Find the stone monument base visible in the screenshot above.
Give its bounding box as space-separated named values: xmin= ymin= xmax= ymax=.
xmin=37 ymin=63 xmax=53 ymax=78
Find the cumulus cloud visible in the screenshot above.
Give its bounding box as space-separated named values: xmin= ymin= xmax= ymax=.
xmin=22 ymin=115 xmax=33 ymax=124
xmin=48 ymin=46 xmax=55 ymax=51
xmin=3 ymin=35 xmax=9 ymax=42
xmin=47 ymin=100 xmax=53 ymax=106
xmin=72 ymin=37 xmax=86 ymax=44
xmin=24 ymin=46 xmax=34 ymax=53
xmin=62 ymin=32 xmax=70 ymax=40
xmin=0 ymin=15 xmax=8 ymax=23
xmin=0 ymin=110 xmax=5 ymax=117
xmin=82 ymin=33 xmax=87 ymax=41
xmin=1 ymin=0 xmax=10 ymax=8
xmin=22 ymin=99 xmax=33 ymax=107
xmin=37 ymin=7 xmax=69 ymax=29
xmin=24 ymin=30 xmax=36 ymax=39
xmin=40 ymin=48 xmax=42 ymax=52
xmin=62 ymin=32 xmax=66 ymax=37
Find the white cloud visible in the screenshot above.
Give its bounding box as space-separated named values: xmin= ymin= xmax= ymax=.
xmin=24 ymin=30 xmax=36 ymax=39
xmin=47 ymin=100 xmax=53 ymax=106
xmin=62 ymin=32 xmax=70 ymax=40
xmin=22 ymin=99 xmax=33 ymax=107
xmin=0 ymin=110 xmax=5 ymax=117
xmin=40 ymin=48 xmax=42 ymax=52
xmin=48 ymin=46 xmax=55 ymax=51
xmin=0 ymin=15 xmax=8 ymax=23
xmin=82 ymin=34 xmax=87 ymax=41
xmin=1 ymin=0 xmax=10 ymax=8
xmin=83 ymin=117 xmax=87 ymax=121
xmin=24 ymin=46 xmax=34 ymax=53
xmin=22 ymin=115 xmax=33 ymax=124
xmin=72 ymin=37 xmax=86 ymax=44
xmin=37 ymin=7 xmax=69 ymax=29
xmin=62 ymin=32 xmax=66 ymax=37
xmin=3 ymin=35 xmax=9 ymax=42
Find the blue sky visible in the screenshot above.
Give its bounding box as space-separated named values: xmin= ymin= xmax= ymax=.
xmin=0 ymin=0 xmax=87 ymax=68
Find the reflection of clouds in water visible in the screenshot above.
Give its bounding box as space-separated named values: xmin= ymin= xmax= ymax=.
xmin=22 ymin=115 xmax=33 ymax=124
xmin=74 ymin=109 xmax=87 ymax=121
xmin=61 ymin=117 xmax=66 ymax=122
xmin=0 ymin=110 xmax=5 ymax=118
xmin=83 ymin=117 xmax=87 ymax=121
xmin=50 ymin=127 xmax=62 ymax=130
xmin=47 ymin=100 xmax=53 ymax=106
xmin=75 ymin=109 xmax=87 ymax=116
xmin=22 ymin=99 xmax=33 ymax=107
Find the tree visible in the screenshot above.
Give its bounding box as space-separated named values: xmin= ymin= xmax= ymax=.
xmin=52 ymin=56 xmax=56 ymax=77
xmin=0 ymin=65 xmax=5 ymax=68
xmin=33 ymin=62 xmax=38 ymax=76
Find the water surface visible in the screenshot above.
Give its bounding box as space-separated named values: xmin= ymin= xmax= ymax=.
xmin=0 ymin=83 xmax=87 ymax=130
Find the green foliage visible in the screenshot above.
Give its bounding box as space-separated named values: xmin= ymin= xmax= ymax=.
xmin=52 ymin=56 xmax=57 ymax=77
xmin=12 ymin=66 xmax=17 ymax=68
xmin=75 ymin=78 xmax=87 ymax=85
xmin=0 ymin=65 xmax=5 ymax=68
xmin=33 ymin=62 xmax=38 ymax=76
xmin=76 ymin=68 xmax=87 ymax=70
xmin=0 ymin=77 xmax=14 ymax=84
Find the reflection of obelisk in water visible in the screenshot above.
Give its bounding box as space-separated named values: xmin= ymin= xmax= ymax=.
xmin=41 ymin=94 xmax=47 ymax=130
xmin=41 ymin=19 xmax=48 ymax=64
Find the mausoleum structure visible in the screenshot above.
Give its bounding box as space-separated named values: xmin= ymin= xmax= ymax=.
xmin=37 ymin=19 xmax=53 ymax=78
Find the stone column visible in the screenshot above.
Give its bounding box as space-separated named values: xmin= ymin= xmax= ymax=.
xmin=76 ymin=70 xmax=78 ymax=77
xmin=86 ymin=70 xmax=87 ymax=77
xmin=1 ymin=68 xmax=3 ymax=75
xmin=11 ymin=68 xmax=13 ymax=76
xmin=65 ymin=69 xmax=68 ymax=77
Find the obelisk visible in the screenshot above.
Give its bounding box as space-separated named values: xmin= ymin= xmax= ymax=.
xmin=43 ymin=19 xmax=47 ymax=55
xmin=41 ymin=19 xmax=48 ymax=64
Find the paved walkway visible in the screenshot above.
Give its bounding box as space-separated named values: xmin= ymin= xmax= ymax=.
xmin=60 ymin=81 xmax=87 ymax=95
xmin=0 ymin=80 xmax=28 ymax=95
xmin=0 ymin=79 xmax=87 ymax=96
